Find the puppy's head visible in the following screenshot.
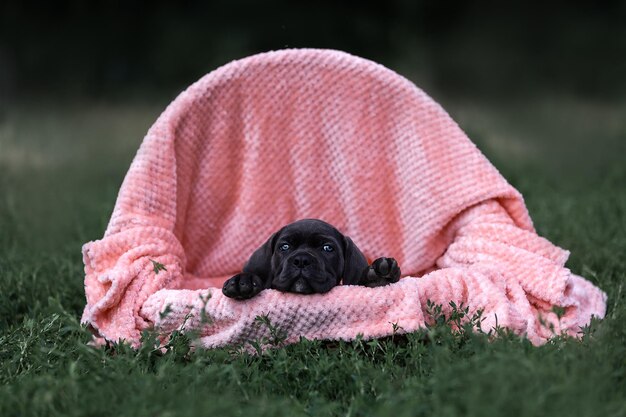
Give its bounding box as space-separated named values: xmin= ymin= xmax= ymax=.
xmin=243 ymin=219 xmax=368 ymax=294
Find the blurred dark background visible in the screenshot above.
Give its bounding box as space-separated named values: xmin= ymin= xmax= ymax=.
xmin=2 ymin=0 xmax=626 ymax=102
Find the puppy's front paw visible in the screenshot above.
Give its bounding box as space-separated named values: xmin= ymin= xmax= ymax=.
xmin=222 ymin=273 xmax=264 ymax=299
xmin=363 ymin=257 xmax=401 ymax=287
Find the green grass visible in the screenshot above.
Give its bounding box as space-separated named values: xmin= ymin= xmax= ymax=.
xmin=1 ymin=97 xmax=625 ymax=417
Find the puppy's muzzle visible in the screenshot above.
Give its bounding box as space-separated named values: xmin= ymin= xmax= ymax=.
xmin=280 ymin=251 xmax=318 ymax=294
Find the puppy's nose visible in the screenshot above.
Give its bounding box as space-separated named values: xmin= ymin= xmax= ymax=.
xmin=292 ymin=254 xmax=313 ymax=269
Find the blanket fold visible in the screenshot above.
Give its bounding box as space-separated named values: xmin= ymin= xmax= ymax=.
xmin=81 ymin=49 xmax=606 ymax=348
xmin=82 ymin=227 xmax=185 ymax=342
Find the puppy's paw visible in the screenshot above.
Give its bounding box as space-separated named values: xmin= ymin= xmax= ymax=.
xmin=222 ymin=273 xmax=264 ymax=299
xmin=363 ymin=257 xmax=401 ymax=287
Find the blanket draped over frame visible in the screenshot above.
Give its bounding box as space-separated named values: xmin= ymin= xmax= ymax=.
xmin=82 ymin=49 xmax=606 ymax=348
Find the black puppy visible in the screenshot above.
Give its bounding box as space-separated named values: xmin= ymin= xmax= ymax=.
xmin=222 ymin=219 xmax=401 ymax=299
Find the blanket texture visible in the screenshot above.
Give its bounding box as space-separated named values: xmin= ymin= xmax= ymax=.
xmin=82 ymin=49 xmax=606 ymax=348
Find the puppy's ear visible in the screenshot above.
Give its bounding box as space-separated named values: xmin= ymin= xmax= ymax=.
xmin=341 ymin=236 xmax=369 ymax=285
xmin=242 ymin=232 xmax=278 ymax=284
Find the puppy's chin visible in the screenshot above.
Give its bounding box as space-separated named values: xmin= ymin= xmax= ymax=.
xmin=291 ymin=277 xmax=314 ymax=294
xmin=271 ymin=270 xmax=336 ymax=294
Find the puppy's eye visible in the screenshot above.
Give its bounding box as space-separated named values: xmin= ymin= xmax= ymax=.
xmin=322 ymin=244 xmax=334 ymax=252
xmin=279 ymin=243 xmax=290 ymax=251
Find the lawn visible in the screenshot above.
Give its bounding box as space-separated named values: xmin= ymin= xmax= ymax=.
xmin=0 ymin=95 xmax=624 ymax=417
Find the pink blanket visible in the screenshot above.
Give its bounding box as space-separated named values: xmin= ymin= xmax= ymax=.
xmin=81 ymin=49 xmax=606 ymax=348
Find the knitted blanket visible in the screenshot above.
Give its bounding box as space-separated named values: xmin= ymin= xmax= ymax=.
xmin=81 ymin=49 xmax=606 ymax=348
